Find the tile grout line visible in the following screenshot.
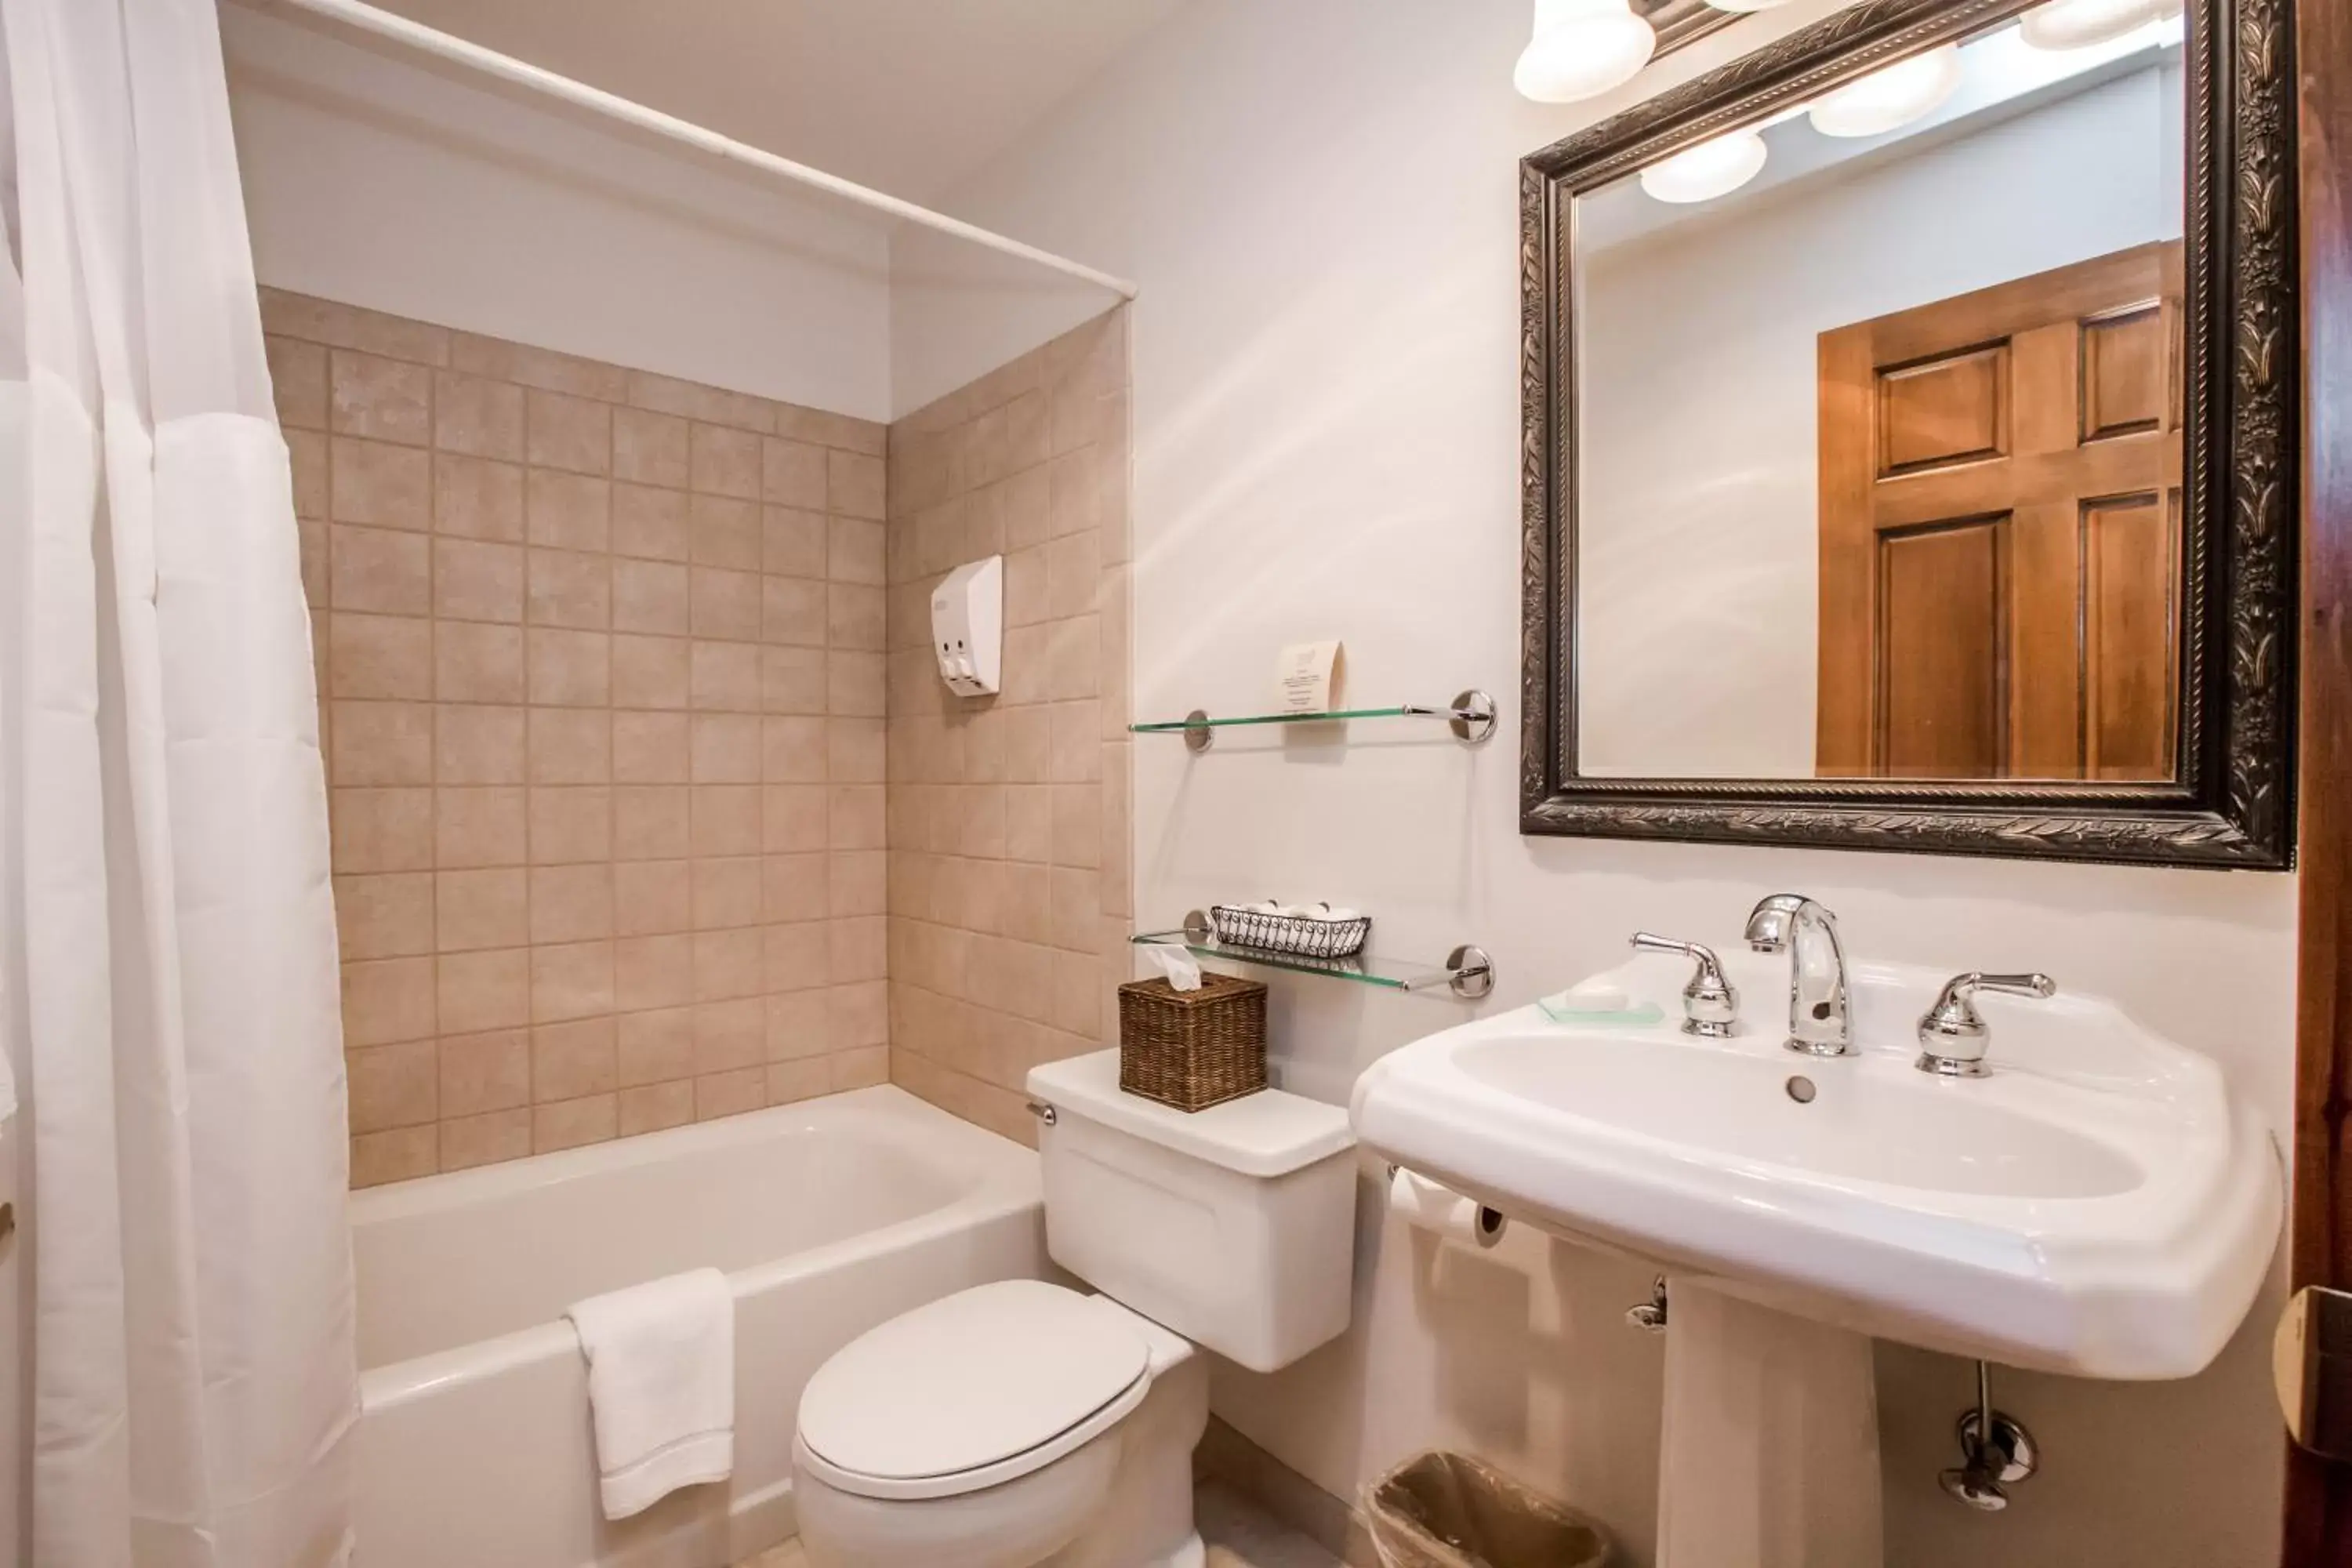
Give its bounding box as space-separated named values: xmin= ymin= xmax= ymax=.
xmin=424 ymin=380 xmax=447 ymax=1171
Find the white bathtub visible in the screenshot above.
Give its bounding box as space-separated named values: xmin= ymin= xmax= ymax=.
xmin=350 ymin=1087 xmax=1044 ymax=1568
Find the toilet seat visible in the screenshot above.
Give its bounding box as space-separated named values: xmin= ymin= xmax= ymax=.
xmin=796 ymin=1279 xmax=1153 ymax=1502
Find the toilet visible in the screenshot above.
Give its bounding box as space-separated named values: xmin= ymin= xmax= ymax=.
xmin=790 ymin=1049 xmax=1359 ymax=1568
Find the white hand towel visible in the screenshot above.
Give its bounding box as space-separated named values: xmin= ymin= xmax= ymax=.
xmin=565 ymin=1268 xmax=735 ymax=1520
xmin=1656 ymin=1277 xmax=1882 ymax=1568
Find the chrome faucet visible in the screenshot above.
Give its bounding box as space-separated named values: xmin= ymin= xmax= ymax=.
xmin=1743 ymin=894 xmax=1853 ymax=1057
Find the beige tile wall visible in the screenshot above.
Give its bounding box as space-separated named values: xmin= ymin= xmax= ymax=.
xmin=263 ymin=290 xmax=893 ymax=1187
xmin=883 ymin=310 xmax=1132 ymax=1145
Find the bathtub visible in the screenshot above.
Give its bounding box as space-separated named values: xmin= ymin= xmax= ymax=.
xmin=350 ymin=1086 xmax=1044 ymax=1568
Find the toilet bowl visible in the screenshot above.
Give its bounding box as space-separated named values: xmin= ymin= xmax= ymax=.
xmin=791 ymin=1050 xmax=1359 ymax=1568
xmin=792 ymin=1283 xmax=1207 ymax=1568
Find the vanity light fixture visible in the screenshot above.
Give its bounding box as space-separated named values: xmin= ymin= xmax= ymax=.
xmin=1638 ymin=127 xmax=1769 ymax=202
xmin=1513 ymin=0 xmax=1657 ymax=104
xmin=1804 ymin=42 xmax=1965 ymax=136
xmin=2018 ymin=0 xmax=2183 ymax=51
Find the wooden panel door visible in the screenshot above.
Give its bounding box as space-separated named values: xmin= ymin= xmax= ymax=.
xmin=1817 ymin=241 xmax=2185 ymax=779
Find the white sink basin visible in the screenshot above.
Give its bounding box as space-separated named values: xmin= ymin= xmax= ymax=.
xmin=1457 ymin=1030 xmax=2145 ymax=1200
xmin=1350 ymin=954 xmax=2281 ymax=1378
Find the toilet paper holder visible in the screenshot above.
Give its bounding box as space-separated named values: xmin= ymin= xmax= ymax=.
xmin=1385 ymin=1163 xmax=1507 ymax=1245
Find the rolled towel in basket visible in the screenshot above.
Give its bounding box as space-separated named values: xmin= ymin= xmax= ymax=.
xmin=1210 ymin=902 xmax=1371 ymax=958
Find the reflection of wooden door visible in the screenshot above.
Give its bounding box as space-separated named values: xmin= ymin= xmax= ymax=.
xmin=1816 ymin=241 xmax=2184 ymax=779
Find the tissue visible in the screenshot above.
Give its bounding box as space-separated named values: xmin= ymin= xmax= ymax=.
xmin=1144 ymin=942 xmax=1203 ymax=992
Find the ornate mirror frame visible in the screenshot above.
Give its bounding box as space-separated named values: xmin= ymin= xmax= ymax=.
xmin=1518 ymin=0 xmax=2299 ymax=868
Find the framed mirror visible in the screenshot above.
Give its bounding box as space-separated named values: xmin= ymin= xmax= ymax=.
xmin=1518 ymin=0 xmax=2298 ymax=866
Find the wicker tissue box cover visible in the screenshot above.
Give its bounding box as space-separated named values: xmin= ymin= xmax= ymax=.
xmin=1116 ymin=971 xmax=1268 ymax=1111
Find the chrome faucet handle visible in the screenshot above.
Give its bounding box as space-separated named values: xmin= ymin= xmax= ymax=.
xmin=1629 ymin=932 xmax=1739 ymax=1038
xmin=1916 ymin=972 xmax=2056 ymax=1078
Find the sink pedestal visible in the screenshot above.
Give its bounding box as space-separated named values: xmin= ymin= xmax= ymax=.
xmin=1657 ymin=1279 xmax=1882 ymax=1568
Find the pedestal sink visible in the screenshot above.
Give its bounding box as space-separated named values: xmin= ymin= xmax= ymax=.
xmin=1349 ymin=951 xmax=2280 ymax=1378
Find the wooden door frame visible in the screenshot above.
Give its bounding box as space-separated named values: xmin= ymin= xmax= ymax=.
xmin=2288 ymin=0 xmax=2352 ymax=1549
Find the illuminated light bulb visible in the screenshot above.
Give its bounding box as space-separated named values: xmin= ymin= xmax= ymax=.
xmin=1805 ymin=43 xmax=1965 ymax=137
xmin=2019 ymin=0 xmax=2182 ymax=50
xmin=1514 ymin=0 xmax=1657 ymax=104
xmin=1639 ymin=128 xmax=1769 ymax=203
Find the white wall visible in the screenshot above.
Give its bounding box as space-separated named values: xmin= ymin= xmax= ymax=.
xmin=920 ymin=4 xmax=2294 ymax=1564
xmin=221 ymin=5 xmax=895 ymax=420
xmin=890 ymin=223 xmax=1123 ymax=418
xmin=1579 ymin=61 xmax=2183 ymax=778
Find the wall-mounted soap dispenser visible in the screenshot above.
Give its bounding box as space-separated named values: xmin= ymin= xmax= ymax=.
xmin=932 ymin=555 xmax=1003 ymax=696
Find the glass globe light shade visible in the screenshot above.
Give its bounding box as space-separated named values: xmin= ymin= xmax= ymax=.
xmin=1806 ymin=43 xmax=1965 ymax=138
xmin=1638 ymin=129 xmax=1769 ymax=203
xmin=2019 ymin=0 xmax=2182 ymax=51
xmin=1514 ymin=0 xmax=1658 ymax=104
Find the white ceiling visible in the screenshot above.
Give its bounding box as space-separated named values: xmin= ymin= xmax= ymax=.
xmin=333 ymin=0 xmax=1188 ymax=206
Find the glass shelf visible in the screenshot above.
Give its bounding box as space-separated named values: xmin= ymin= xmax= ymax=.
xmin=1129 ymin=690 xmax=1495 ymax=750
xmin=1131 ymin=924 xmax=1493 ymax=998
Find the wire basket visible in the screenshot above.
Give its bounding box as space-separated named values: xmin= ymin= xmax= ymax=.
xmin=1209 ymin=903 xmax=1371 ymax=959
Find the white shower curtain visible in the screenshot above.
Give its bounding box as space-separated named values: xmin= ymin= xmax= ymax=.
xmin=0 ymin=1 xmax=358 ymax=1564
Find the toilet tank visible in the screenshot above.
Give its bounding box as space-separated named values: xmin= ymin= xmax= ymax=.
xmin=1025 ymin=1051 xmax=1358 ymax=1374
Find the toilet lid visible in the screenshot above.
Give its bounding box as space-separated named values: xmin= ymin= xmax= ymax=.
xmin=796 ymin=1279 xmax=1152 ymax=1499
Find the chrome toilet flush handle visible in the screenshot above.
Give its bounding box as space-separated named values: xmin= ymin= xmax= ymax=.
xmin=1629 ymin=932 xmax=1738 ymax=1038
xmin=1916 ymin=972 xmax=2056 ymax=1078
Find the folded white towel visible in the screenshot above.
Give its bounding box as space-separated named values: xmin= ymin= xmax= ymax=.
xmin=565 ymin=1268 xmax=735 ymax=1520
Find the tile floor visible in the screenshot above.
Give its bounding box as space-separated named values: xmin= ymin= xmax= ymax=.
xmin=735 ymin=1480 xmax=1343 ymax=1568
xmin=1197 ymin=1480 xmax=1348 ymax=1568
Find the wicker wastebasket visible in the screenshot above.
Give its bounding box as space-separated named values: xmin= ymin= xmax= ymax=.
xmin=1116 ymin=971 xmax=1267 ymax=1111
xmin=1363 ymin=1451 xmax=1612 ymax=1568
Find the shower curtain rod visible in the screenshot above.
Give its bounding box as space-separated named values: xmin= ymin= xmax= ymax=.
xmin=263 ymin=0 xmax=1141 ymax=301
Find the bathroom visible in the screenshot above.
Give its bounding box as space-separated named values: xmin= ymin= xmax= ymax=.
xmin=0 ymin=0 xmax=2343 ymax=1563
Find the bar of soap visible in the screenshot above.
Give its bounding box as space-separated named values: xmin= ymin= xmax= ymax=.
xmin=1537 ymin=996 xmax=1667 ymax=1027
xmin=1537 ymin=978 xmax=1664 ymax=1028
xmin=1562 ymin=980 xmax=1629 ymax=1011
